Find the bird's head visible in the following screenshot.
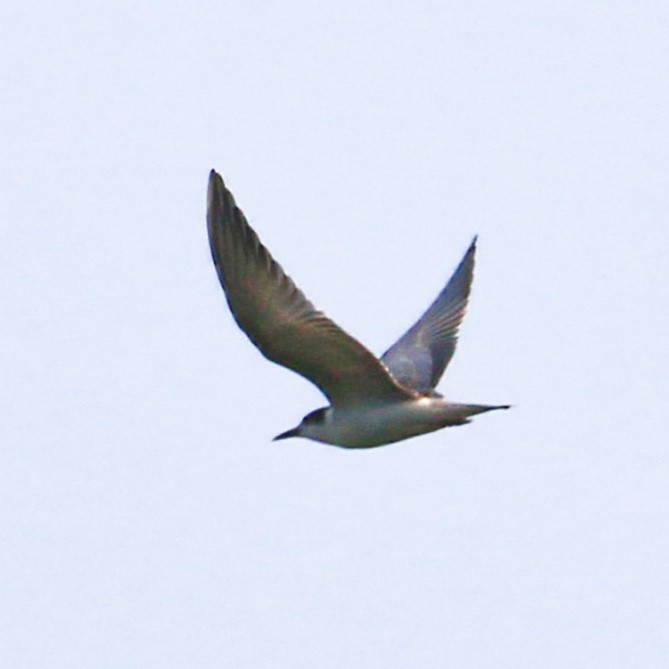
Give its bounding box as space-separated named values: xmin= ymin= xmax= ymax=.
xmin=273 ymin=407 xmax=330 ymax=442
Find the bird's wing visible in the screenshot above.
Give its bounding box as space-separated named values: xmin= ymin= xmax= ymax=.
xmin=207 ymin=170 xmax=414 ymax=408
xmin=380 ymin=237 xmax=477 ymax=393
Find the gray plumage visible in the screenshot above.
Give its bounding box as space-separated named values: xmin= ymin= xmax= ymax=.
xmin=381 ymin=237 xmax=476 ymax=394
xmin=207 ymin=170 xmax=414 ymax=408
xmin=207 ymin=169 xmax=509 ymax=448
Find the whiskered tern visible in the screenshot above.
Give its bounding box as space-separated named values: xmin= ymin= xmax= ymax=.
xmin=207 ymin=170 xmax=509 ymax=448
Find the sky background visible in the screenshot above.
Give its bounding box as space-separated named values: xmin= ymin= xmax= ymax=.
xmin=2 ymin=1 xmax=668 ymax=667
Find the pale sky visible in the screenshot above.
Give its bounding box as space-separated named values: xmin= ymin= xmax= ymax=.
xmin=2 ymin=2 xmax=668 ymax=667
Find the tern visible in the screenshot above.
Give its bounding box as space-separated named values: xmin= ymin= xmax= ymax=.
xmin=207 ymin=170 xmax=509 ymax=448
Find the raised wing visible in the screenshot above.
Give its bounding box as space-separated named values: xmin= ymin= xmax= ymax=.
xmin=380 ymin=237 xmax=477 ymax=393
xmin=207 ymin=170 xmax=414 ymax=408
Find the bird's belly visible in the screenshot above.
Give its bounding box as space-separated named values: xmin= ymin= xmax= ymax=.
xmin=328 ymin=400 xmax=465 ymax=448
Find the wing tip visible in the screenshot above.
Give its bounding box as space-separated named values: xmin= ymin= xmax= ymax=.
xmin=209 ymin=168 xmax=221 ymax=186
xmin=207 ymin=169 xmax=238 ymax=223
xmin=207 ymin=169 xmax=222 ymax=208
xmin=208 ymin=169 xmax=229 ymax=201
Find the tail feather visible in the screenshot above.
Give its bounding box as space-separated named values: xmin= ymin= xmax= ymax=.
xmin=461 ymin=403 xmax=511 ymax=417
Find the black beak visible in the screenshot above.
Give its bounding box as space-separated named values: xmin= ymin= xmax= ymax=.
xmin=273 ymin=427 xmax=300 ymax=441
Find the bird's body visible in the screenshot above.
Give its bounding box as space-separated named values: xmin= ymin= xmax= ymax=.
xmin=275 ymin=399 xmax=506 ymax=449
xmin=207 ymin=170 xmax=509 ymax=448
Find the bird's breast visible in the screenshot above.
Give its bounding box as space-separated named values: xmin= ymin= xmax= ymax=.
xmin=325 ymin=399 xmax=467 ymax=448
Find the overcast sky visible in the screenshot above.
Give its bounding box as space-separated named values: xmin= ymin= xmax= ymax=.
xmin=2 ymin=1 xmax=668 ymax=667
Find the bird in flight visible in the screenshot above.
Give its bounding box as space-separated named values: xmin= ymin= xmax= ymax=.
xmin=207 ymin=170 xmax=509 ymax=448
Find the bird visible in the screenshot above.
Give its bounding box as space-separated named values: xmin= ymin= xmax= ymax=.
xmin=207 ymin=169 xmax=509 ymax=448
